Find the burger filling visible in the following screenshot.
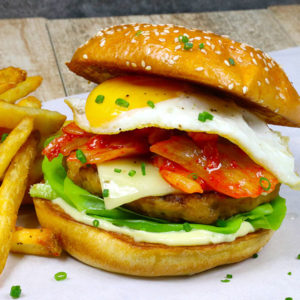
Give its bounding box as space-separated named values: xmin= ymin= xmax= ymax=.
xmin=30 ymin=75 xmax=299 ymax=246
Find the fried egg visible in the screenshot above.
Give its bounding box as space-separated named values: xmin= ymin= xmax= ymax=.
xmin=65 ymin=76 xmax=300 ymax=190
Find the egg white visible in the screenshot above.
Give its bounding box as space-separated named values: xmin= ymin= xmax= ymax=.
xmin=65 ymin=92 xmax=300 ymax=190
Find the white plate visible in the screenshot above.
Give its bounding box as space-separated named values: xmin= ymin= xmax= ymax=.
xmin=1 ymin=47 xmax=300 ymax=300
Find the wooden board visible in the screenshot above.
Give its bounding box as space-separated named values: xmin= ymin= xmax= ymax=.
xmin=269 ymin=5 xmax=300 ymax=45
xmin=0 ymin=18 xmax=65 ymax=101
xmin=47 ymin=9 xmax=297 ymax=95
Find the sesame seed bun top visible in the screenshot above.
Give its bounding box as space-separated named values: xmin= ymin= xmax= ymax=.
xmin=66 ymin=23 xmax=300 ymax=127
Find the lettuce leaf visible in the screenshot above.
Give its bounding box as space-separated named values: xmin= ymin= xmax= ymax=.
xmin=30 ymin=155 xmax=286 ymax=234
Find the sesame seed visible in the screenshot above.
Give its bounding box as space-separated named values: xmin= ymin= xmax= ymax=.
xmin=155 ymin=31 xmax=159 ymax=36
xmin=194 ymin=37 xmax=201 ymax=40
xmin=264 ymin=67 xmax=269 ymax=72
xmin=145 ymin=66 xmax=152 ymax=71
xmin=265 ymin=78 xmax=270 ymax=84
xmin=201 ymin=49 xmax=207 ymax=55
xmin=204 ymin=36 xmax=211 ymax=40
xmin=146 ymin=48 xmax=151 ymax=55
xmin=252 ymin=58 xmax=257 ymax=65
xmin=131 ymin=62 xmax=137 ymax=67
xmin=230 ymin=45 xmax=234 ymax=49
xmin=268 ymin=62 xmax=273 ymax=68
xmin=215 ymin=51 xmax=221 ymax=55
xmin=169 ymin=59 xmax=175 ymax=65
xmin=221 ymin=34 xmax=229 ymax=38
xmin=174 ymin=37 xmax=179 ymax=43
xmin=164 ymin=29 xmax=170 ymax=33
xmin=279 ymin=93 xmax=285 ymax=100
xmin=228 ymin=83 xmax=234 ymax=90
xmin=257 ymin=54 xmax=262 ymax=59
xmin=175 ymin=45 xmax=181 ymax=50
xmin=195 ymin=67 xmax=204 ymax=71
xmin=206 ymin=41 xmax=211 ymax=46
xmin=243 ymin=86 xmax=248 ymax=94
xmin=141 ymin=60 xmax=146 ymax=67
xmin=250 ymin=52 xmax=254 ymax=57
xmin=131 ymin=39 xmax=137 ymax=43
xmin=183 ymin=33 xmax=189 ymax=37
xmin=237 ymin=57 xmax=243 ymax=63
xmin=83 ymin=54 xmax=88 ymax=59
xmin=173 ymin=55 xmax=180 ymax=61
xmin=274 ymin=108 xmax=279 ymax=113
xmin=173 ymin=30 xmax=179 ymax=33
xmin=240 ymin=44 xmax=247 ymax=50
xmin=164 ymin=53 xmax=169 ymax=60
xmin=218 ymin=40 xmax=222 ymax=45
xmin=125 ymin=31 xmax=130 ymax=36
xmin=224 ymin=60 xmax=230 ymax=66
xmin=257 ymin=81 xmax=261 ymax=86
xmin=159 ymin=38 xmax=166 ymax=42
xmin=99 ymin=40 xmax=106 ymax=47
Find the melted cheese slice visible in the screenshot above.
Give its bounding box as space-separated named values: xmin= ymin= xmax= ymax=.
xmin=97 ymin=158 xmax=178 ymax=209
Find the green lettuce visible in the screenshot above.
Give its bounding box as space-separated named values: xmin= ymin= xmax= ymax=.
xmin=30 ymin=155 xmax=286 ymax=234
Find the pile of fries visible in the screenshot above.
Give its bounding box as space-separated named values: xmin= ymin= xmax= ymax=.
xmin=0 ymin=67 xmax=66 ymax=275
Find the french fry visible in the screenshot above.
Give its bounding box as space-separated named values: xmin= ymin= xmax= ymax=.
xmin=0 ymin=100 xmax=66 ymax=136
xmin=0 ymin=67 xmax=26 ymax=85
xmin=11 ymin=227 xmax=62 ymax=257
xmin=0 ymin=82 xmax=16 ymax=94
xmin=0 ymin=117 xmax=34 ymax=179
xmin=0 ymin=135 xmax=37 ymax=274
xmin=17 ymin=96 xmax=42 ymax=109
xmin=0 ymin=76 xmax=42 ymax=103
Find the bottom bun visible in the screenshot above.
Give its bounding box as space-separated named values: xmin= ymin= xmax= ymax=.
xmin=34 ymin=198 xmax=274 ymax=277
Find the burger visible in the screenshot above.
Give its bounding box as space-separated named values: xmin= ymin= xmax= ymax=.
xmin=30 ymin=23 xmax=300 ymax=276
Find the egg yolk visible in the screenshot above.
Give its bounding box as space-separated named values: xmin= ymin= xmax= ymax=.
xmin=85 ymin=76 xmax=187 ymax=127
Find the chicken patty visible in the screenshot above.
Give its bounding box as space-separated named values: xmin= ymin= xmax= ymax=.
xmin=67 ymin=160 xmax=280 ymax=224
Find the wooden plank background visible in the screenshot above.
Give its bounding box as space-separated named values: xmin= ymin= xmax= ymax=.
xmin=0 ymin=18 xmax=65 ymax=100
xmin=0 ymin=5 xmax=299 ymax=100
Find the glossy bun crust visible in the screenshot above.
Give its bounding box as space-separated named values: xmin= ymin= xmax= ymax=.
xmin=67 ymin=23 xmax=300 ymax=127
xmin=34 ymin=198 xmax=273 ymax=277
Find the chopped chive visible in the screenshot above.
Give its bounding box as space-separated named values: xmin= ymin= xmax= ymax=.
xmin=128 ymin=170 xmax=136 ymax=177
xmin=95 ymin=95 xmax=105 ymax=104
xmin=198 ymin=111 xmax=214 ymax=122
xmin=184 ymin=42 xmax=193 ymax=50
xmin=226 ymin=274 xmax=233 ymax=279
xmin=76 ymin=149 xmax=87 ymax=164
xmin=141 ymin=162 xmax=146 ymax=176
xmin=135 ymin=30 xmax=143 ymax=36
xmin=114 ymin=168 xmax=122 ymax=173
xmin=93 ymin=219 xmax=99 ymax=227
xmin=1 ymin=133 xmax=8 ymax=143
xmin=54 ymin=272 xmax=67 ymax=281
xmin=199 ymin=43 xmax=205 ymax=49
xmin=252 ymin=253 xmax=258 ymax=259
xmin=228 ymin=58 xmax=235 ymax=66
xmin=10 ymin=285 xmax=21 ymax=299
xmin=297 ymin=254 xmax=300 ymax=259
xmin=115 ymin=98 xmax=129 ymax=108
xmin=221 ymin=279 xmax=230 ymax=283
xmin=285 ymin=298 xmax=293 ymax=300
xmin=178 ymin=35 xmax=189 ymax=43
xmin=259 ymin=177 xmax=271 ymax=191
xmin=147 ymin=100 xmax=155 ymax=109
xmin=188 ymin=173 xmax=198 ymax=180
xmin=183 ymin=223 xmax=192 ymax=232
xmin=287 ymin=272 xmax=292 ymax=275
xmin=103 ymin=189 xmax=109 ymax=198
